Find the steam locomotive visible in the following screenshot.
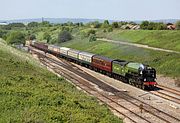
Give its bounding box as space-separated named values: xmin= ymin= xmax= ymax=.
xmin=26 ymin=41 xmax=157 ymax=90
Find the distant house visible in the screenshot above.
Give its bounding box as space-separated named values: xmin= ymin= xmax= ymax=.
xmin=121 ymin=24 xmax=140 ymax=30
xmin=167 ymin=25 xmax=176 ymax=30
xmin=131 ymin=25 xmax=140 ymax=30
xmin=167 ymin=23 xmax=176 ymax=30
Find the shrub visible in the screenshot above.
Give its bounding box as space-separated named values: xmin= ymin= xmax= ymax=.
xmin=175 ymin=21 xmax=180 ymax=30
xmin=0 ymin=30 xmax=7 ymax=39
xmin=89 ymin=34 xmax=97 ymax=42
xmin=80 ymin=29 xmax=96 ymax=38
xmin=107 ymin=27 xmax=113 ymax=32
xmin=140 ymin=21 xmax=166 ymax=30
xmin=43 ymin=32 xmax=51 ymax=43
xmin=102 ymin=20 xmax=110 ymax=28
xmin=6 ymin=31 xmax=25 ymax=45
xmin=8 ymin=23 xmax=25 ymax=28
xmin=140 ymin=21 xmax=149 ymax=30
xmin=58 ymin=31 xmax=72 ymax=43
xmin=27 ymin=22 xmax=39 ymax=27
xmin=28 ymin=34 xmax=36 ymax=40
xmin=112 ymin=22 xmax=119 ymax=28
xmin=87 ymin=29 xmax=96 ymax=35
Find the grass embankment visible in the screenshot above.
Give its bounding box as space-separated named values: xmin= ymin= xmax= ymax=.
xmin=97 ymin=30 xmax=180 ymax=52
xmin=60 ymin=37 xmax=180 ymax=79
xmin=0 ymin=40 xmax=122 ymax=123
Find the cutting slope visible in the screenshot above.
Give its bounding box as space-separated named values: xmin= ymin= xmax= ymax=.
xmin=0 ymin=40 xmax=121 ymax=123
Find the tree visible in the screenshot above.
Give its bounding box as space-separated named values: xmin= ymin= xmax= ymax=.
xmin=102 ymin=20 xmax=110 ymax=28
xmin=8 ymin=23 xmax=25 ymax=28
xmin=27 ymin=22 xmax=39 ymax=27
xmin=3 ymin=23 xmax=25 ymax=30
xmin=40 ymin=21 xmax=51 ymax=27
xmin=61 ymin=26 xmax=72 ymax=32
xmin=107 ymin=27 xmax=113 ymax=32
xmin=67 ymin=21 xmax=74 ymax=26
xmin=87 ymin=29 xmax=96 ymax=35
xmin=156 ymin=22 xmax=166 ymax=30
xmin=175 ymin=21 xmax=180 ymax=30
xmin=27 ymin=34 xmax=36 ymax=40
xmin=6 ymin=31 xmax=25 ymax=45
xmin=104 ymin=20 xmax=109 ymax=25
xmin=0 ymin=30 xmax=7 ymax=38
xmin=140 ymin=21 xmax=149 ymax=30
xmin=29 ymin=34 xmax=36 ymax=40
xmin=89 ymin=34 xmax=96 ymax=42
xmin=88 ymin=21 xmax=101 ymax=28
xmin=58 ymin=31 xmax=72 ymax=43
xmin=147 ymin=22 xmax=155 ymax=30
xmin=140 ymin=21 xmax=166 ymax=30
xmin=112 ymin=22 xmax=119 ymax=28
xmin=43 ymin=32 xmax=51 ymax=43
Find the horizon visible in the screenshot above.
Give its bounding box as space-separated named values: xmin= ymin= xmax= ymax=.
xmin=0 ymin=0 xmax=180 ymax=21
xmin=0 ymin=17 xmax=180 ymax=23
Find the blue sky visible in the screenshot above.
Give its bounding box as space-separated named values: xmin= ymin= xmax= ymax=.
xmin=0 ymin=0 xmax=180 ymax=20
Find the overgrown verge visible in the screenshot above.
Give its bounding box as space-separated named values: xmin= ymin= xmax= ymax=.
xmin=0 ymin=40 xmax=122 ymax=123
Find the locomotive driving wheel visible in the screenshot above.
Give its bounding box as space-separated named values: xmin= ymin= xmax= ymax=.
xmin=141 ymin=84 xmax=145 ymax=90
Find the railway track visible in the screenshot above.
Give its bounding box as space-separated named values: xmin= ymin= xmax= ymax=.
xmin=40 ymin=57 xmax=148 ymax=123
xmin=29 ymin=47 xmax=180 ymax=123
xmin=157 ymin=85 xmax=180 ymax=96
xmin=148 ymin=84 xmax=180 ymax=105
xmin=42 ymin=56 xmax=179 ymax=123
xmin=150 ymin=90 xmax=180 ymax=104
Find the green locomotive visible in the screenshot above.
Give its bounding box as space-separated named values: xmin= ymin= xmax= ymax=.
xmin=112 ymin=60 xmax=157 ymax=89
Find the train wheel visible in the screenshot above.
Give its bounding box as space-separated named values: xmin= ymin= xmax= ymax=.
xmin=141 ymin=85 xmax=145 ymax=90
xmin=136 ymin=84 xmax=139 ymax=88
xmin=137 ymin=84 xmax=140 ymax=88
xmin=129 ymin=79 xmax=132 ymax=85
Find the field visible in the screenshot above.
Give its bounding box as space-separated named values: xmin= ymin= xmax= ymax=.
xmin=0 ymin=40 xmax=122 ymax=123
xmin=96 ymin=30 xmax=180 ymax=52
xmin=60 ymin=36 xmax=180 ymax=79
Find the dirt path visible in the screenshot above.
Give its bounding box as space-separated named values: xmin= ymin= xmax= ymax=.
xmin=97 ymin=38 xmax=180 ymax=54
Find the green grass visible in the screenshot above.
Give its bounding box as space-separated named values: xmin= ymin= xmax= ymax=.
xmin=97 ymin=30 xmax=180 ymax=52
xmin=0 ymin=40 xmax=122 ymax=123
xmin=60 ymin=37 xmax=180 ymax=78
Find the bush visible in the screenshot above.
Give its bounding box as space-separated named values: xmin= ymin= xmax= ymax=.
xmin=140 ymin=21 xmax=149 ymax=30
xmin=112 ymin=22 xmax=119 ymax=28
xmin=0 ymin=30 xmax=7 ymax=39
xmin=175 ymin=21 xmax=180 ymax=30
xmin=27 ymin=22 xmax=39 ymax=27
xmin=107 ymin=27 xmax=113 ymax=32
xmin=58 ymin=31 xmax=72 ymax=43
xmin=28 ymin=34 xmax=36 ymax=40
xmin=43 ymin=32 xmax=51 ymax=43
xmin=87 ymin=21 xmax=101 ymax=28
xmin=89 ymin=34 xmax=96 ymax=42
xmin=80 ymin=29 xmax=96 ymax=38
xmin=40 ymin=21 xmax=52 ymax=27
xmin=6 ymin=31 xmax=25 ymax=45
xmin=140 ymin=21 xmax=166 ymax=30
xmin=9 ymin=23 xmax=25 ymax=28
xmin=87 ymin=29 xmax=96 ymax=35
xmin=102 ymin=20 xmax=110 ymax=28
xmin=49 ymin=38 xmax=57 ymax=44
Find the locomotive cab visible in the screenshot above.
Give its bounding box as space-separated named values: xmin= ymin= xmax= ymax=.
xmin=142 ymin=66 xmax=157 ymax=87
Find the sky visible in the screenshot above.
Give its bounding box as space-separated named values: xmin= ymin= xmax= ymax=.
xmin=0 ymin=0 xmax=180 ymax=20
